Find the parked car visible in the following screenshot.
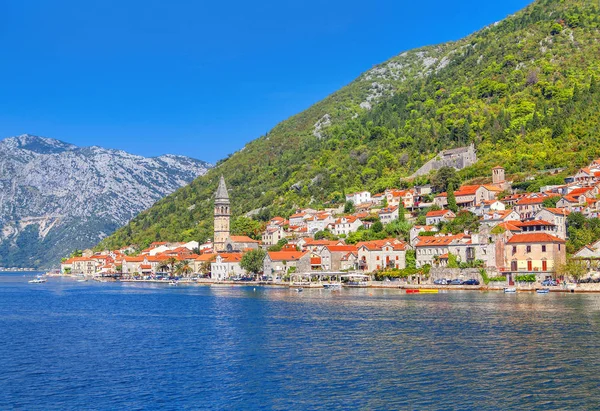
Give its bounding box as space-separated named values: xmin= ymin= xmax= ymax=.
xmin=449 ymin=279 xmax=462 ymax=285
xmin=462 ymin=279 xmax=480 ymax=286
xmin=433 ymin=279 xmax=448 ymax=285
xmin=541 ymin=279 xmax=558 ymax=286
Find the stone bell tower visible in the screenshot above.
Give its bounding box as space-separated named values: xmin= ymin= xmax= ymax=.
xmin=214 ymin=175 xmax=230 ymax=252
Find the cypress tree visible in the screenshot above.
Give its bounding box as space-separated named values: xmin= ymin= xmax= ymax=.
xmin=447 ymin=182 xmax=458 ymax=213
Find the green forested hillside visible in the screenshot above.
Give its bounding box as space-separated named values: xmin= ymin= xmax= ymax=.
xmin=99 ymin=0 xmax=600 ymax=250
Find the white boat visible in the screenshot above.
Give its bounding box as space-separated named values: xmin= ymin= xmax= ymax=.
xmin=536 ymin=288 xmax=550 ymax=294
xmin=28 ymin=276 xmax=47 ymax=284
xmin=503 ymin=287 xmax=516 ymax=293
xmin=169 ymin=280 xmax=178 ymax=286
xmin=323 ymin=283 xmax=342 ymax=290
xmin=77 ymin=278 xmax=88 ymax=282
xmin=296 ymin=288 xmax=303 ymax=292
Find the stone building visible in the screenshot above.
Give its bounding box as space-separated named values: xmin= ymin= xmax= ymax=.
xmin=214 ymin=175 xmax=230 ymax=252
xmin=411 ymin=144 xmax=477 ymax=178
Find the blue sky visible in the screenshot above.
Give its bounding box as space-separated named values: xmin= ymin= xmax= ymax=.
xmin=1 ymin=0 xmax=531 ymax=163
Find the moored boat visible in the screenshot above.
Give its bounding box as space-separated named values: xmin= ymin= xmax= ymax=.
xmin=169 ymin=280 xmax=178 ymax=286
xmin=28 ymin=276 xmax=47 ymax=284
xmin=504 ymin=287 xmax=517 ymax=293
xmin=406 ymin=289 xmax=420 ymax=294
xmin=419 ymin=289 xmax=439 ymax=294
xmin=323 ymin=283 xmax=342 ymax=290
xmin=536 ymin=288 xmax=550 ymax=294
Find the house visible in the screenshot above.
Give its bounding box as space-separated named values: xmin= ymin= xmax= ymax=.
xmin=262 ymin=225 xmax=286 ymax=246
xmin=60 ymin=258 xmax=75 ymax=274
xmin=356 ymin=239 xmax=407 ymax=272
xmin=386 ymin=189 xmax=415 ymax=209
xmin=211 ymin=253 xmax=245 ymax=280
xmin=317 ymin=245 xmax=359 ymax=271
xmin=533 ymin=208 xmax=569 ymax=239
xmin=306 ymin=213 xmax=335 ymax=234
xmin=480 ymin=210 xmax=521 ymax=227
xmin=378 ymin=206 xmax=399 ymax=225
xmin=513 ymin=194 xmax=559 ymax=220
xmin=332 ymin=216 xmax=363 ymax=236
xmin=340 ymin=252 xmax=358 ymax=271
xmin=409 ymin=225 xmax=439 ymax=247
xmin=471 ymin=200 xmax=505 ymax=216
xmin=71 ymin=257 xmax=98 ymax=275
xmin=371 ymin=193 xmax=385 ymax=205
xmin=425 ymin=210 xmax=456 ymax=225
xmin=263 ymin=251 xmax=311 ymax=277
xmin=224 ymin=236 xmax=260 ymax=252
xmin=504 ymin=233 xmax=566 ymax=278
xmin=302 ymin=239 xmax=345 ymax=252
xmin=415 ymin=234 xmax=467 ymax=268
xmin=193 ymin=253 xmax=217 ymax=275
xmin=434 ymin=185 xmax=480 ymax=208
xmin=346 ymin=191 xmax=371 ymax=205
xmin=289 ymin=212 xmax=311 ymax=227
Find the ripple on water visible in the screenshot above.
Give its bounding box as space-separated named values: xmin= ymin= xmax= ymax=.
xmin=1 ymin=277 xmax=600 ymax=410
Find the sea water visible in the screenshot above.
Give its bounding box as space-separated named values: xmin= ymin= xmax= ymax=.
xmin=1 ymin=272 xmax=599 ymax=410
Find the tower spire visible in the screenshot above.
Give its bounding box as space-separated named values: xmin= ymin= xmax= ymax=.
xmin=216 ymin=175 xmax=229 ymax=200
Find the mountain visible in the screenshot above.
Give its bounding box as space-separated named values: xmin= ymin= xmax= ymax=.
xmin=99 ymin=0 xmax=600 ymax=250
xmin=0 ymin=134 xmax=211 ymax=268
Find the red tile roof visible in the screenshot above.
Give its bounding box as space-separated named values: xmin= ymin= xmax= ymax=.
xmin=268 ymin=251 xmax=308 ymax=261
xmin=230 ymin=236 xmax=260 ymax=243
xmin=426 ymin=210 xmax=454 ymax=218
xmin=506 ymin=233 xmax=565 ymax=244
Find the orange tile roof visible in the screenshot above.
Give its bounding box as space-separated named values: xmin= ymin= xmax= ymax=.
xmin=217 ymin=253 xmax=244 ymax=263
xmin=357 ymin=239 xmax=407 ymax=251
xmin=543 ymin=208 xmax=571 ymax=216
xmin=229 ymin=235 xmax=260 ymax=243
xmin=268 ymin=251 xmax=308 ymax=261
xmin=379 ymin=206 xmax=398 ymax=214
xmin=325 ymin=245 xmax=359 ymax=253
xmin=415 ymin=234 xmax=466 ymax=247
xmin=506 ymin=233 xmax=565 ymax=244
xmin=569 ymin=187 xmax=593 ymax=196
xmin=310 ymin=257 xmax=322 ymax=265
xmin=426 ymin=210 xmax=454 ymax=217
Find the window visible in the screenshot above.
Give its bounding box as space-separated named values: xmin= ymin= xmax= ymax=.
xmin=376 ymin=256 xmax=380 ymax=261
xmin=512 ymin=246 xmax=517 ymax=255
xmin=542 ymin=245 xmax=546 ymax=252
xmin=526 ymin=245 xmax=531 ymax=253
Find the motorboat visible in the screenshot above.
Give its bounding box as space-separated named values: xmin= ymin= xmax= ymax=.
xmin=536 ymin=288 xmax=550 ymax=294
xmin=296 ymin=288 xmax=303 ymax=292
xmin=169 ymin=280 xmax=178 ymax=286
xmin=323 ymin=283 xmax=342 ymax=290
xmin=28 ymin=276 xmax=47 ymax=284
xmin=503 ymin=287 xmax=517 ymax=293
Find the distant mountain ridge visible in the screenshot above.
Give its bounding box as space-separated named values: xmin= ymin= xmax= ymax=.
xmin=0 ymin=134 xmax=211 ymax=268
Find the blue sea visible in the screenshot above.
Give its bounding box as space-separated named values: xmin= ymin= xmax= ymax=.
xmin=1 ymin=272 xmax=600 ymax=410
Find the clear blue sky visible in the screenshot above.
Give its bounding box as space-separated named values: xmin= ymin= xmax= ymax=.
xmin=1 ymin=0 xmax=532 ymax=163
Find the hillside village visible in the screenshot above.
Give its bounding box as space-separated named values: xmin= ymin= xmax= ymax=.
xmin=61 ymin=155 xmax=600 ymax=285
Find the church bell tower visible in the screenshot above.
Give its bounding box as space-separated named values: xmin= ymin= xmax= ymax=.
xmin=214 ymin=175 xmax=230 ymax=252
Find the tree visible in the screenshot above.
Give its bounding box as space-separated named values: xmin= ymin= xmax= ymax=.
xmin=447 ymin=252 xmax=459 ymax=268
xmin=175 ymin=261 xmax=193 ymax=277
xmin=344 ymin=200 xmax=355 ymax=214
xmin=240 ymin=249 xmax=267 ymax=277
xmin=371 ymin=221 xmax=384 ymax=233
xmin=431 ymin=166 xmax=459 ymax=192
xmin=231 ymin=216 xmax=263 ymax=240
xmin=447 ymin=182 xmax=458 ymax=213
xmin=542 ymin=196 xmax=560 ymax=208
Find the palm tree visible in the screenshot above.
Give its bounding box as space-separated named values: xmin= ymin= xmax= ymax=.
xmin=158 ymin=260 xmax=170 ymax=276
xmin=175 ymin=260 xmax=193 ymax=277
xmin=166 ymin=257 xmax=178 ymax=278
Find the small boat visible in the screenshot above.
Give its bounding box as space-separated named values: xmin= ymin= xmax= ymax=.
xmin=504 ymin=287 xmax=517 ymax=293
xmin=323 ymin=283 xmax=342 ymax=290
xmin=536 ymin=288 xmax=550 ymax=294
xmin=169 ymin=280 xmax=178 ymax=286
xmin=28 ymin=276 xmax=47 ymax=284
xmin=77 ymin=278 xmax=88 ymax=282
xmin=406 ymin=289 xmax=420 ymax=294
xmin=296 ymin=288 xmax=303 ymax=292
xmin=419 ymin=289 xmax=439 ymax=294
